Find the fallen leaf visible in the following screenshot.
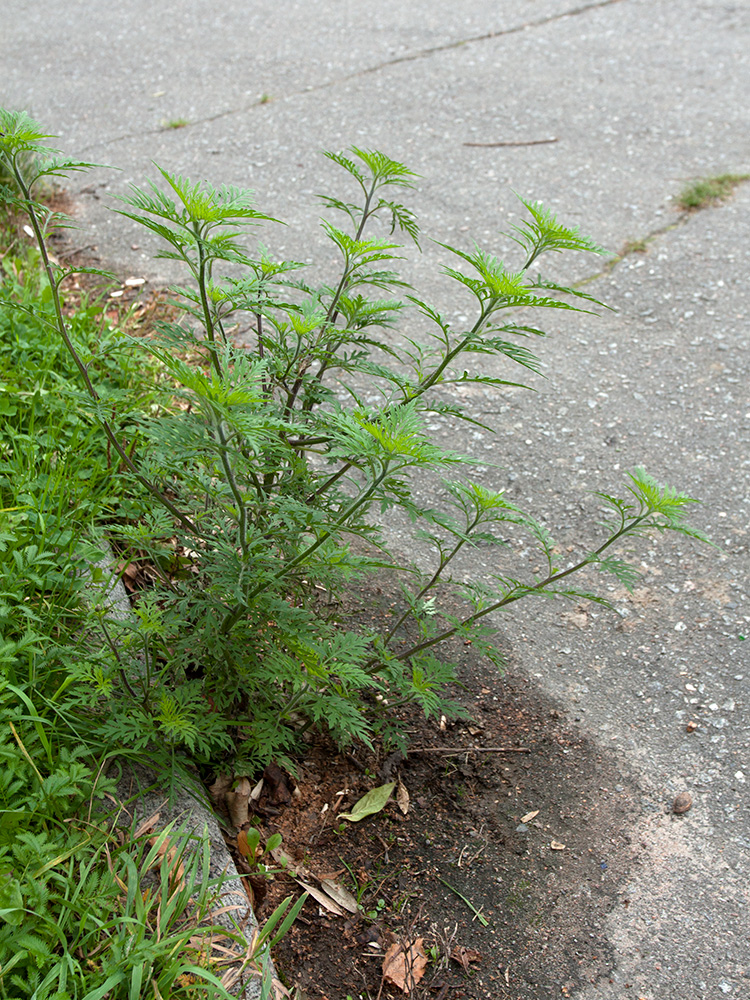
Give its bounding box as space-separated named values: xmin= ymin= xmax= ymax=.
xmin=396 ymin=778 xmax=410 ymax=815
xmin=133 ymin=810 xmax=161 ymax=839
xmin=297 ymin=879 xmax=345 ymax=917
xmin=250 ymin=777 xmax=264 ymax=801
xmin=561 ymin=609 xmax=588 ymax=629
xmin=383 ymin=938 xmax=428 ymax=993
xmin=550 ymin=840 xmax=566 ymax=851
xmin=520 ymin=810 xmax=539 ymax=824
xmin=263 ymin=762 xmax=293 ymax=805
xmin=319 ymin=878 xmax=359 ymax=914
xmin=450 ymin=945 xmax=482 ymax=971
xmin=338 ymin=782 xmax=395 ymax=823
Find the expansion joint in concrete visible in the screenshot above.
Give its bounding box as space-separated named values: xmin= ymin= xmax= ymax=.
xmin=84 ymin=0 xmax=629 ymax=153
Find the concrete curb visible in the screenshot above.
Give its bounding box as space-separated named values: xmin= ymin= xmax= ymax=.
xmin=88 ymin=553 xmax=278 ymax=999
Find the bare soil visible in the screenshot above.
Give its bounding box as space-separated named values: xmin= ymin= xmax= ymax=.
xmin=228 ymin=579 xmax=642 ymax=1000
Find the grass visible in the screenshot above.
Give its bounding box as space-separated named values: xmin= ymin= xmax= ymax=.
xmin=677 ymin=173 xmax=750 ymax=210
xmin=163 ymin=117 xmax=190 ymax=129
xmin=621 ymin=237 xmax=648 ymax=255
xmin=0 ymin=221 xmax=291 ymax=999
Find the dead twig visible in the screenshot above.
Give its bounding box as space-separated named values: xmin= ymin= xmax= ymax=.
xmin=463 ymin=137 xmax=558 ymax=148
xmin=408 ymin=745 xmax=530 ymax=755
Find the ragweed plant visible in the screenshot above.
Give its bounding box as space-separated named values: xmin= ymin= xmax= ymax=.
xmin=0 ymin=109 xmax=708 ymax=772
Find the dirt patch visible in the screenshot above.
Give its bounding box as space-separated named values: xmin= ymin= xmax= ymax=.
xmin=222 ymin=586 xmax=643 ymax=1000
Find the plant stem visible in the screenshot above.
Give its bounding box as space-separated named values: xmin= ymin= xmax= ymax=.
xmin=212 ymin=418 xmax=249 ymax=558
xmin=219 ymin=461 xmax=393 ymax=634
xmin=195 ymin=228 xmax=224 ymax=379
xmin=383 ymin=516 xmax=480 ymax=643
xmin=370 ymin=512 xmax=647 ymax=670
xmin=12 ymin=167 xmax=201 ymax=538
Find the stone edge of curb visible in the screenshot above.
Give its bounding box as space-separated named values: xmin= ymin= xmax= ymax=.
xmin=88 ymin=551 xmax=277 ymax=999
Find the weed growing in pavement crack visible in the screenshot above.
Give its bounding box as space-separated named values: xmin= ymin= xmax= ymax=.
xmin=0 ymin=108 xmax=709 ymax=776
xmin=677 ymin=172 xmax=750 ymax=210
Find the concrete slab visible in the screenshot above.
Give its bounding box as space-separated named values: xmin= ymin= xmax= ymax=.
xmin=3 ymin=0 xmax=748 ymax=995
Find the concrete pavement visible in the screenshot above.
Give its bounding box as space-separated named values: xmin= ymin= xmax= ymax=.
xmin=3 ymin=1 xmax=748 ymax=995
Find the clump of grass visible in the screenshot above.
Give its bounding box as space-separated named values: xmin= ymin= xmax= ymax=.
xmin=621 ymin=237 xmax=649 ymax=255
xmin=677 ymin=173 xmax=750 ymax=211
xmin=163 ymin=117 xmax=190 ymax=130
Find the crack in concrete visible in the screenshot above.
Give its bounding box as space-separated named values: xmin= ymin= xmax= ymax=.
xmin=578 ymin=177 xmax=750 ymax=285
xmin=577 ymin=214 xmax=691 ymax=287
xmin=82 ymin=0 xmax=628 ymax=154
xmin=579 ymin=179 xmax=750 ymax=288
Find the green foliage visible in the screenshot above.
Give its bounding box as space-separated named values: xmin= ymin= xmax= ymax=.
xmin=0 ymin=109 xmax=708 ymax=775
xmin=0 ymin=106 xmax=710 ymax=999
xmin=0 ymin=679 xmax=254 ymax=1000
xmin=677 ymin=173 xmax=750 ymax=210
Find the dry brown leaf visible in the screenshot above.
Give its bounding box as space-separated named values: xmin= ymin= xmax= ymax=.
xmin=450 ymin=945 xmax=483 ymax=971
xmin=319 ymin=878 xmax=359 ymax=914
xmin=236 ymin=829 xmax=255 ymax=861
xmin=133 ymin=810 xmax=161 ymax=839
xmin=560 ymin=609 xmax=588 ymax=629
xmin=382 ymin=938 xmax=428 ymax=993
xmin=225 ymin=777 xmax=252 ymax=828
xmin=148 ymin=834 xmax=185 ymax=889
xmin=520 ymin=810 xmax=539 ymax=824
xmin=207 ymin=773 xmax=233 ymax=805
xmin=396 ymin=778 xmax=410 ymax=816
xmin=297 ymin=880 xmax=345 ymax=916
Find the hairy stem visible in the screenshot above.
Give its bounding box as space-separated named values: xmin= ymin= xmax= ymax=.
xmin=13 ymin=166 xmax=201 ymax=537
xmin=383 ymin=516 xmax=480 ymax=643
xmin=368 ymin=512 xmax=647 ymax=671
xmin=219 ymin=460 xmax=393 ymax=634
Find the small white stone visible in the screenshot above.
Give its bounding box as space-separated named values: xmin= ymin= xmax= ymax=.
xmin=674 ymin=622 xmax=687 ymax=632
xmin=735 ymin=772 xmax=746 ymax=784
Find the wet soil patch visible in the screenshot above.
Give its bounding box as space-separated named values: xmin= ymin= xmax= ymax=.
xmin=241 ymin=590 xmax=642 ymax=999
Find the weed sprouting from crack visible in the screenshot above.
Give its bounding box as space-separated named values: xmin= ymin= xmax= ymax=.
xmin=677 ymin=173 xmax=750 ymax=211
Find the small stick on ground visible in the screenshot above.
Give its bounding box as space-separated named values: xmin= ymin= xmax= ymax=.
xmin=408 ymin=745 xmax=530 ymax=755
xmin=463 ymin=137 xmax=558 ymax=147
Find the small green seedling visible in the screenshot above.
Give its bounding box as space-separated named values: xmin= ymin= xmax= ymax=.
xmin=621 ymin=237 xmax=648 ymax=255
xmin=365 ymin=897 xmax=386 ymax=920
xmin=237 ymin=826 xmax=283 ymax=873
xmin=163 ymin=117 xmax=190 ymax=129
